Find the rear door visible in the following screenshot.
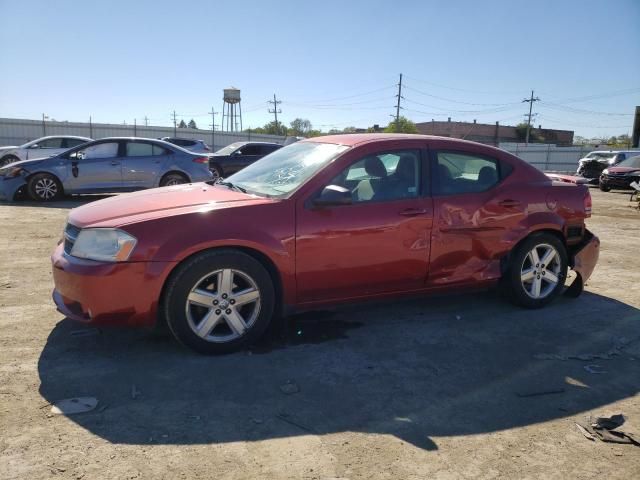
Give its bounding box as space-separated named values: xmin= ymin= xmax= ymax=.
xmin=428 ymin=142 xmax=524 ymax=286
xmin=65 ymin=141 xmax=123 ymax=192
xmin=122 ymin=141 xmax=170 ymax=188
xmin=228 ymin=144 xmax=262 ymax=173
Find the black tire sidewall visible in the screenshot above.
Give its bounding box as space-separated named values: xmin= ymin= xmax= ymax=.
xmin=27 ymin=173 xmax=62 ymax=201
xmin=160 ymin=173 xmax=189 ymax=187
xmin=210 ymin=164 xmax=223 ymax=179
xmin=1 ymin=155 xmax=19 ymax=167
xmin=507 ymin=233 xmax=568 ymax=309
xmin=599 ymin=184 xmax=610 ymax=192
xmin=164 ymin=250 xmax=275 ymax=354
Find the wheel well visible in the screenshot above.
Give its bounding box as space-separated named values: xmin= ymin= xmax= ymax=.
xmin=157 ymin=246 xmax=284 ymax=326
xmin=209 ymin=162 xmax=223 ymax=175
xmin=160 ymin=170 xmax=190 ymax=183
xmin=501 ymin=229 xmax=567 ymax=274
xmin=26 ymin=171 xmax=65 ymax=193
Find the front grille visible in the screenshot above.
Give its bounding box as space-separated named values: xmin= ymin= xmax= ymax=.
xmin=63 ymin=223 xmax=81 ymax=255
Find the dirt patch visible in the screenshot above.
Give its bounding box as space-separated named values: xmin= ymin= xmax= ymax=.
xmin=1 ymin=189 xmax=639 ymax=479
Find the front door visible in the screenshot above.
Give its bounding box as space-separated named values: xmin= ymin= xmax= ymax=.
xmin=227 ymin=144 xmax=261 ymax=174
xmin=65 ymin=141 xmax=123 ymax=192
xmin=295 ymin=147 xmax=433 ymax=303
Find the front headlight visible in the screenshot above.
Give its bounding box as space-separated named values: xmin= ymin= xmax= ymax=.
xmin=70 ymin=228 xmax=137 ymax=262
xmin=0 ymin=166 xmax=24 ymax=178
xmin=602 ymin=169 xmax=609 ymax=175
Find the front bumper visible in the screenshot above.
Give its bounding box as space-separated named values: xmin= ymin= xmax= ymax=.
xmin=0 ymin=176 xmax=27 ymax=201
xmin=599 ymin=174 xmax=639 ymax=190
xmin=51 ymin=243 xmax=176 ymax=327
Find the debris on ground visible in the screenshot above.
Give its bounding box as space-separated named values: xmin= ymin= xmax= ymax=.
xmin=584 ymin=364 xmax=607 ymax=374
xmin=515 ymin=387 xmax=565 ymax=398
xmin=50 ymin=397 xmax=98 ymax=415
xmin=593 ymin=414 xmax=625 ymax=430
xmin=575 ymin=423 xmax=596 ymax=441
xmin=279 ymin=380 xmax=300 ymax=395
xmin=575 ymin=414 xmax=640 ymax=447
xmin=275 ymin=412 xmax=315 ymax=433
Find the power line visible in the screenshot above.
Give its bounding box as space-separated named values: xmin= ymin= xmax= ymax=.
xmin=538 ymin=102 xmax=634 ymax=116
xmin=287 ymin=84 xmax=396 ymax=104
xmin=402 ymin=74 xmax=523 ymax=95
xmin=522 ymin=90 xmax=540 ymax=144
xmin=268 ymin=94 xmax=282 ymax=130
xmin=403 ymin=84 xmax=522 ymax=106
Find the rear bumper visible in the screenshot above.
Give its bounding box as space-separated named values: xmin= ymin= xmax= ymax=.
xmin=51 ymin=243 xmax=176 ymax=327
xmin=570 ymin=229 xmax=599 ymax=285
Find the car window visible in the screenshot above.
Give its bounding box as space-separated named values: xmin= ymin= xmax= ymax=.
xmin=126 ymin=142 xmax=167 ymax=157
xmin=327 ymin=150 xmax=420 ymax=203
xmin=64 ymin=138 xmax=89 ymax=148
xmin=80 ymin=142 xmax=119 ymax=160
xmin=37 ymin=138 xmax=64 ymax=148
xmin=264 ymin=145 xmax=280 ymax=154
xmin=618 ymin=155 xmax=640 ymax=168
xmin=435 ymin=152 xmax=499 ymax=195
xmin=238 ymin=144 xmax=261 ymax=156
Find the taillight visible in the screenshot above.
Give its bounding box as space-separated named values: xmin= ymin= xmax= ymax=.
xmin=584 ymin=188 xmax=592 ymax=217
xmin=192 ymin=157 xmax=208 ymax=164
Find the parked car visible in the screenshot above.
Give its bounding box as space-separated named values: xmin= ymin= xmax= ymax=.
xmin=50 ymin=134 xmax=599 ymax=354
xmin=599 ymin=155 xmax=640 ymax=191
xmin=576 ymin=150 xmax=639 ymax=184
xmin=0 ymin=135 xmax=92 ymax=167
xmin=208 ymin=141 xmax=282 ymax=179
xmin=0 ymin=137 xmax=212 ymax=201
xmin=160 ymin=137 xmax=211 ymax=153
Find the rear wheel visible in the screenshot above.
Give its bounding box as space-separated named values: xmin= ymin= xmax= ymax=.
xmin=27 ymin=173 xmax=63 ymax=201
xmin=210 ymin=164 xmax=223 ymax=182
xmin=505 ymin=233 xmax=567 ymax=309
xmin=163 ymin=249 xmax=275 ymax=354
xmin=160 ymin=172 xmax=189 ymax=187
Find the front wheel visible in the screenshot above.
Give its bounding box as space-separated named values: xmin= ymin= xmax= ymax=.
xmin=0 ymin=155 xmax=19 ymax=167
xmin=163 ymin=249 xmax=275 ymax=354
xmin=27 ymin=173 xmax=63 ymax=201
xmin=505 ymin=233 xmax=568 ymax=309
xmin=599 ymin=183 xmax=611 ymax=192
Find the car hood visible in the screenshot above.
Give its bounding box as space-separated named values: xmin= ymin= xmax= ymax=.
xmin=68 ymin=182 xmax=276 ymax=228
xmin=606 ymin=166 xmax=640 ymax=174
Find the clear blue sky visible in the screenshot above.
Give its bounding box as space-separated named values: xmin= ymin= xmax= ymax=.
xmin=1 ymin=0 xmax=639 ymax=138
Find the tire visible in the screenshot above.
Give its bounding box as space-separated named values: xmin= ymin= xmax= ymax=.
xmin=210 ymin=164 xmax=223 ymax=181
xmin=0 ymin=155 xmax=19 ymax=167
xmin=27 ymin=173 xmax=63 ymax=201
xmin=599 ymin=183 xmax=611 ymax=192
xmin=505 ymin=233 xmax=568 ymax=309
xmin=163 ymin=249 xmax=275 ymax=354
xmin=160 ymin=172 xmax=189 ymax=187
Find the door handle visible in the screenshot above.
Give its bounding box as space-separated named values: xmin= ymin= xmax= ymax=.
xmin=498 ymin=199 xmax=520 ymax=208
xmin=399 ymin=208 xmax=428 ymax=217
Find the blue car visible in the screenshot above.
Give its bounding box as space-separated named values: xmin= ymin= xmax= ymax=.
xmin=0 ymin=137 xmax=213 ymax=201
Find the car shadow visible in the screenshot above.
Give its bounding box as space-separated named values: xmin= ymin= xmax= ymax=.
xmin=37 ymin=290 xmax=640 ymax=450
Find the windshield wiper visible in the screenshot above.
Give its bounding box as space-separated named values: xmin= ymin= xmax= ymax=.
xmin=216 ymin=179 xmax=247 ymax=193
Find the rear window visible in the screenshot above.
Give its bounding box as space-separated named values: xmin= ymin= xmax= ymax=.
xmin=126 ymin=142 xmax=166 ymax=156
xmin=434 ymin=151 xmax=500 ymax=195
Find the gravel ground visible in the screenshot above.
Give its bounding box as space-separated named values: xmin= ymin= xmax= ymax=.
xmin=1 ymin=188 xmax=639 ymax=480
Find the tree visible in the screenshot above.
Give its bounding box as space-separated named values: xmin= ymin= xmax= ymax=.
xmin=289 ymin=118 xmax=312 ymax=136
xmin=188 ymin=119 xmax=197 ymax=129
xmin=261 ymin=121 xmax=288 ymax=136
xmin=178 ymin=119 xmax=187 ymax=129
xmin=383 ymin=116 xmax=418 ymax=134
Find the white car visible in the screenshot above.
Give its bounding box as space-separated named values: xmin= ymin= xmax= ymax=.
xmin=160 ymin=137 xmax=211 ymax=153
xmin=0 ymin=135 xmax=92 ymax=166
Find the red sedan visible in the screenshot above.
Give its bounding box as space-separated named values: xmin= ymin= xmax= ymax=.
xmin=51 ymin=134 xmax=599 ymax=354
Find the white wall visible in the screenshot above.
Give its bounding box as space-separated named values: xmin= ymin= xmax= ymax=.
xmin=0 ymin=117 xmax=286 ymax=152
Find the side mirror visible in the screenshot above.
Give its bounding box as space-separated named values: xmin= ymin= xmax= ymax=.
xmin=313 ymin=185 xmax=352 ymax=207
xmin=29 ymin=144 xmax=40 ymax=149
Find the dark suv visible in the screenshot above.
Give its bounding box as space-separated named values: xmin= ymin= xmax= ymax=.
xmin=208 ymin=142 xmax=282 ymax=179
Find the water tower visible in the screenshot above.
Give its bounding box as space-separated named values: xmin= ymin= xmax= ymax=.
xmin=221 ymin=87 xmax=242 ymax=132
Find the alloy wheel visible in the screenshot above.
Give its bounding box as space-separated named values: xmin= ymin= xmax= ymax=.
xmin=185 ymin=268 xmax=261 ymax=343
xmin=34 ymin=178 xmax=58 ymax=200
xmin=520 ymin=243 xmax=562 ymax=299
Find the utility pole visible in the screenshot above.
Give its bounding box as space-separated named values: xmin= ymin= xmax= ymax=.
xmin=268 ymin=94 xmax=282 ymax=133
xmin=522 ymin=90 xmax=540 ymax=144
xmin=89 ymin=115 xmax=93 ymax=138
xmin=171 ymin=110 xmax=178 ymax=137
xmin=42 ymin=113 xmax=47 ymax=136
xmin=208 ymin=106 xmax=218 ymax=149
xmin=395 ymin=73 xmax=404 ymax=133
xmin=133 ymin=118 xmax=137 ymax=137
xmin=144 ymin=116 xmax=149 ymax=127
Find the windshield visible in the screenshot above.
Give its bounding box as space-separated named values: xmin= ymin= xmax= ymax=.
xmin=618 ymin=155 xmax=640 ymax=169
xmin=226 ymin=141 xmax=349 ymax=197
xmin=214 ymin=142 xmax=244 ymax=155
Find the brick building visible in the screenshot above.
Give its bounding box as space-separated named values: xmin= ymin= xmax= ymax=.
xmin=414 ymin=119 xmax=574 ymax=146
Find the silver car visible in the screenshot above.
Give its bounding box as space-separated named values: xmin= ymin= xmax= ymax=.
xmin=0 ymin=135 xmax=92 ymax=166
xmin=0 ymin=137 xmax=213 ymax=201
xmin=160 ymin=137 xmax=211 ymax=153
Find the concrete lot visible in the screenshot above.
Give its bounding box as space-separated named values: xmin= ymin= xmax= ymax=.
xmin=1 ymin=189 xmax=639 ymax=479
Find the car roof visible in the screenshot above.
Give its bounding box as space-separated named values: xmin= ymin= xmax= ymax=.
xmin=162 ymin=137 xmax=203 ymax=142
xmin=235 ymin=141 xmax=282 ymax=146
xmin=34 ymin=135 xmax=92 ymax=140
